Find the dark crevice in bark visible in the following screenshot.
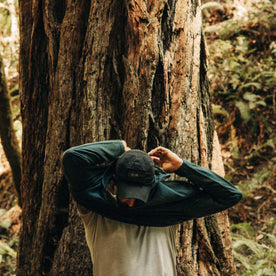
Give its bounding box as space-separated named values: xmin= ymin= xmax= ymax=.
xmin=196 ymin=29 xmax=215 ymax=166
xmin=152 ymin=57 xmax=165 ymax=124
xmin=178 ymin=224 xmax=184 ymax=245
xmin=161 ymin=0 xmax=176 ymax=52
xmin=108 ymin=0 xmax=127 ymax=139
xmin=26 ymin=1 xmax=49 ymax=218
xmin=196 ymin=104 xmax=202 ymax=165
xmin=191 ymin=0 xmax=200 ymax=17
xmin=200 ymin=31 xmax=214 ymax=163
xmin=76 ymin=1 xmax=92 ymax=65
xmin=53 ymin=0 xmax=66 ymax=24
xmin=205 ymin=215 xmax=229 ymax=274
xmin=148 ymin=55 xmax=168 ymax=149
xmin=192 ymin=221 xmax=197 ymax=259
xmin=42 ymin=1 xmax=63 ymax=74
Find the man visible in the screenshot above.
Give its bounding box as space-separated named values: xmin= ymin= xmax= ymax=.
xmin=62 ymin=140 xmax=242 ymax=276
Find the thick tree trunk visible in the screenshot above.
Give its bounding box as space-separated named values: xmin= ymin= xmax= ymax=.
xmin=0 ymin=54 xmax=21 ymax=204
xmin=17 ymin=0 xmax=237 ymax=275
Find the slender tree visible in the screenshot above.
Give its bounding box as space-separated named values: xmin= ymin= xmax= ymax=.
xmin=17 ymin=0 xmax=237 ymax=275
xmin=0 ymin=54 xmax=21 ymax=205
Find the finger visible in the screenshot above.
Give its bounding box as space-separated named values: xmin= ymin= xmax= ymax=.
xmin=148 ymin=146 xmax=165 ymax=156
xmin=150 ymin=156 xmax=161 ymax=164
xmin=148 ymin=148 xmax=159 ymax=156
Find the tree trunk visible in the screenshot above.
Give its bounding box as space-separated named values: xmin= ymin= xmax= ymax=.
xmin=0 ymin=54 xmax=21 ymax=205
xmin=17 ymin=0 xmax=237 ymax=275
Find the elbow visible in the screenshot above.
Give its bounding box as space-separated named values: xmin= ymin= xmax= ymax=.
xmin=235 ymin=190 xmax=243 ymax=203
xmin=62 ymin=148 xmax=75 ymax=169
xmin=62 ymin=149 xmax=79 ymax=180
xmin=228 ymin=190 xmax=243 ymax=207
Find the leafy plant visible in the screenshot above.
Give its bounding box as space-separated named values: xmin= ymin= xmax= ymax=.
xmin=204 ymin=0 xmax=276 ymax=157
xmin=231 ymin=223 xmax=276 ymax=275
xmin=204 ymin=3 xmax=276 ymax=273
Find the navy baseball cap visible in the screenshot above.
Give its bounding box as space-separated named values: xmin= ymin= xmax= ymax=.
xmin=115 ymin=149 xmax=155 ymax=203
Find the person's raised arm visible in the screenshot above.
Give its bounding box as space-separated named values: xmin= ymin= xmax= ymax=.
xmin=62 ymin=140 xmax=127 ymax=194
xmin=149 ymin=146 xmax=242 ymax=212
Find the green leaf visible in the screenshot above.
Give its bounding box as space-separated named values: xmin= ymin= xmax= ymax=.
xmin=233 ymin=251 xmax=251 ymax=270
xmin=0 ymin=218 xmax=12 ymax=230
xmin=0 ymin=241 xmax=17 ymax=258
xmin=246 ymin=138 xmax=276 ymax=161
xmin=242 ymin=82 xmax=262 ymax=90
xmin=252 ymin=71 xmax=275 ymax=81
xmin=233 ymin=238 xmax=263 ymax=257
xmin=243 ymin=92 xmax=258 ymax=102
xmin=254 ymin=100 xmax=266 ymax=107
xmin=235 ymin=101 xmax=251 ymax=122
xmin=212 ymin=105 xmax=230 ymax=117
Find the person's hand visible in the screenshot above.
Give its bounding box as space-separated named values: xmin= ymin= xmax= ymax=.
xmin=121 ymin=140 xmax=131 ymax=151
xmin=148 ymin=146 xmax=183 ymax=172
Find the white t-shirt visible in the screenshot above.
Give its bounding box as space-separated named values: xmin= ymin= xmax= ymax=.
xmin=80 ymin=211 xmax=178 ymax=276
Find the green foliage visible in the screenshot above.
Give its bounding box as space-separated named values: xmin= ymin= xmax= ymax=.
xmin=205 ymin=2 xmax=276 ymax=273
xmin=205 ymin=0 xmax=275 ymax=158
xmin=212 ymin=104 xmax=229 ymax=117
xmin=236 ymin=166 xmax=272 ymax=198
xmin=230 ymin=222 xmax=255 ymax=238
xmin=0 ymin=207 xmax=17 ymax=274
xmin=235 ymin=100 xmax=251 ymax=123
xmin=245 ymin=138 xmax=276 ymax=162
xmin=0 ymin=239 xmax=17 ymax=274
xmin=208 ymin=34 xmax=275 ymax=115
xmin=231 ymin=222 xmax=276 ymax=275
xmin=0 ymin=240 xmax=16 ymax=258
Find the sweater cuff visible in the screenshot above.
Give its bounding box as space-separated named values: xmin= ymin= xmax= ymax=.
xmin=174 ymin=159 xmax=190 ymax=177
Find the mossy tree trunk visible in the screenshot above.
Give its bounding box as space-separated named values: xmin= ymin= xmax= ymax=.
xmin=17 ymin=0 xmax=237 ymax=275
xmin=0 ymin=54 xmax=21 ymax=205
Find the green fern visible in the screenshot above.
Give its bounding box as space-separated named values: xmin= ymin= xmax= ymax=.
xmin=0 ymin=240 xmax=16 ymax=258
xmin=230 ymin=223 xmax=255 ymax=238
xmin=235 ymin=101 xmax=251 ymax=122
xmin=245 ymin=138 xmax=276 ymax=161
xmin=231 ymin=230 xmax=276 ymax=275
xmin=212 ymin=104 xmax=230 ymax=117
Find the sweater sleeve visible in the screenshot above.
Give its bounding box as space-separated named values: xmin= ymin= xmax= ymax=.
xmin=62 ymin=140 xmax=125 ymax=195
xmin=174 ymin=159 xmax=242 ymax=215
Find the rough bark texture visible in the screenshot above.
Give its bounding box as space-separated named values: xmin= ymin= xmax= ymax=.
xmin=0 ymin=54 xmax=21 ymax=204
xmin=17 ymin=0 xmax=237 ymax=275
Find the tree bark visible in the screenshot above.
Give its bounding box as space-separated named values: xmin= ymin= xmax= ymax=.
xmin=0 ymin=54 xmax=21 ymax=205
xmin=17 ymin=0 xmax=237 ymax=275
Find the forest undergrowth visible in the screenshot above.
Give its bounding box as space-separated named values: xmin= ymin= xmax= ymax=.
xmin=203 ymin=0 xmax=276 ymax=275
xmin=0 ymin=0 xmax=275 ymax=275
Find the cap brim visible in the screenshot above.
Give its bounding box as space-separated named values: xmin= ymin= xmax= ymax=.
xmin=117 ymin=180 xmax=151 ymax=203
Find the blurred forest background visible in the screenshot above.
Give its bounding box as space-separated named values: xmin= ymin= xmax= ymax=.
xmin=0 ymin=0 xmax=275 ymax=275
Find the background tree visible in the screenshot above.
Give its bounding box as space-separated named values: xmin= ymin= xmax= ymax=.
xmin=17 ymin=0 xmax=237 ymax=275
xmin=0 ymin=54 xmax=21 ymax=205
